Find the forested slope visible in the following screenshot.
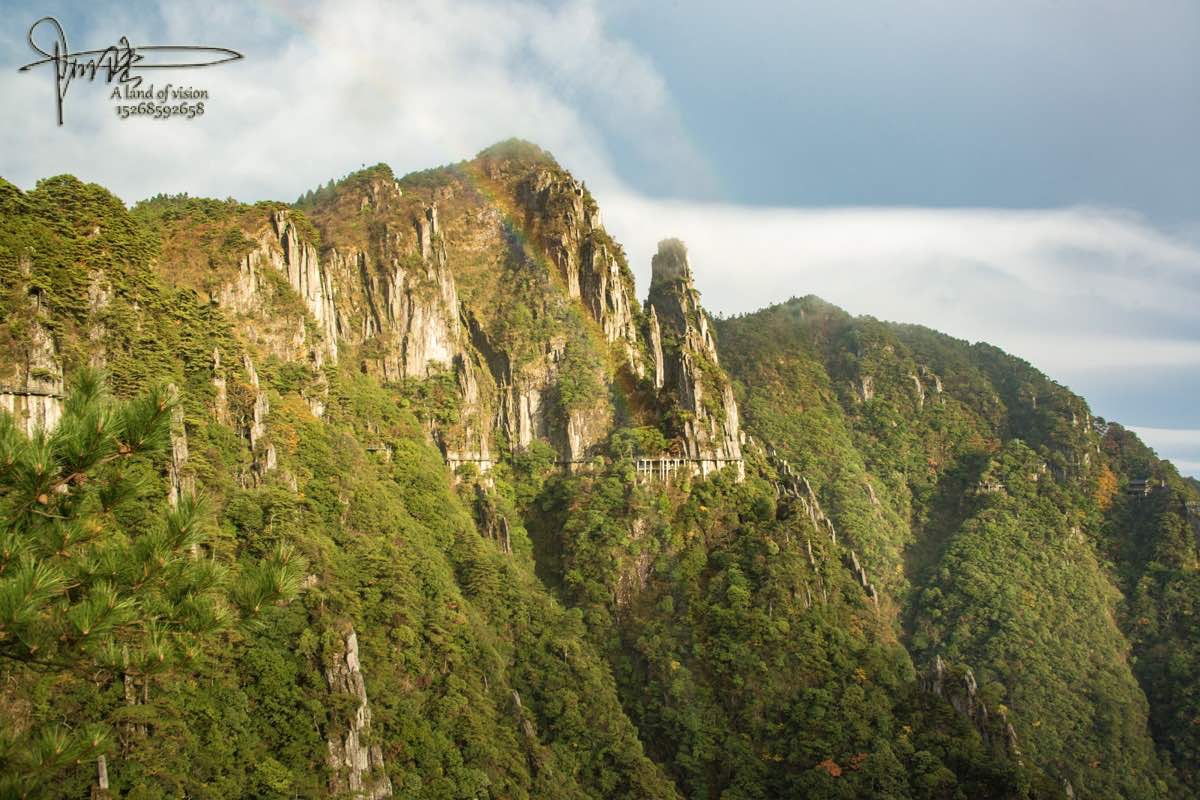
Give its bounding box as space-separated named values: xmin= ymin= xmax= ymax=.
xmin=717 ymin=298 xmax=1200 ymax=798
xmin=1 ymin=143 xmax=1196 ymax=799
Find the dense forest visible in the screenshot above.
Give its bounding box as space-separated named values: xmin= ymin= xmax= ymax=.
xmin=1 ymin=141 xmax=1197 ymax=799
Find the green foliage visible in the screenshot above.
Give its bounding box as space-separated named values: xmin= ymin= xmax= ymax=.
xmin=0 ymin=371 xmax=304 ymax=796
xmin=715 ymin=298 xmax=1186 ymax=798
xmin=294 ymin=163 xmax=396 ymax=212
xmin=475 ymin=139 xmax=560 ymax=168
xmin=396 ymin=366 xmax=463 ymax=428
xmin=1098 ymin=425 xmax=1200 ymax=788
xmin=913 ymin=443 xmax=1168 ymax=798
xmin=525 ymin=460 xmax=1028 ymax=799
xmin=552 ymin=315 xmax=605 ymax=420
xmin=5 ymin=159 xmax=1196 ymax=800
xmin=0 ymin=173 xmax=681 ymax=798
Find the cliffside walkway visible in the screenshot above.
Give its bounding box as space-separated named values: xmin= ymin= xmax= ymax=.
xmin=0 ymin=385 xmax=63 ymax=398
xmin=634 ymin=456 xmax=743 ymax=481
xmin=442 ymin=450 xmax=744 ymax=478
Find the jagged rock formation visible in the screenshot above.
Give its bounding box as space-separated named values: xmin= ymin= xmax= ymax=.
xmin=271 ymin=210 xmax=339 ymax=364
xmin=210 ymin=348 xmax=231 ymax=426
xmin=647 ymin=306 xmax=665 ymax=390
xmin=921 ymin=655 xmax=1022 ymax=762
xmin=216 ymin=212 xmax=336 ymax=367
xmin=0 ymin=285 xmax=63 ymax=436
xmin=210 ymin=198 xmax=464 ymax=426
xmin=646 ymin=239 xmax=743 ymax=478
xmin=4 ymin=144 xmax=1196 ymax=800
xmin=334 ymin=202 xmax=464 ymax=381
xmin=444 ymin=355 xmax=495 ymax=473
xmin=197 ymin=159 xmax=750 ymax=479
xmin=516 ymin=168 xmax=644 ymax=376
xmin=241 ymin=354 xmax=276 ymax=481
xmin=768 ymin=446 xmax=880 ymax=608
xmin=166 ymin=388 xmax=194 ymax=507
xmin=325 ymin=628 xmax=393 ymax=800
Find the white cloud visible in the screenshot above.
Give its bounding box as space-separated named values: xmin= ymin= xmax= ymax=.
xmin=1129 ymin=427 xmax=1200 ymax=477
xmin=1130 ymin=427 xmax=1200 ymax=449
xmin=0 ymin=0 xmax=703 ymax=203
xmin=596 ymin=194 xmax=1200 ymax=380
xmin=3 ymin=0 xmax=1198 ymax=471
xmin=1174 ymin=460 xmax=1200 ymax=478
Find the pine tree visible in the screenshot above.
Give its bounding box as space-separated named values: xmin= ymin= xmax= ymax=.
xmin=0 ymin=370 xmax=305 ymax=797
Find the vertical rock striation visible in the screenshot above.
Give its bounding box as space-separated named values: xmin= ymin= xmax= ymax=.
xmin=271 ymin=210 xmax=339 ymax=365
xmin=241 ymin=354 xmax=276 ymax=481
xmin=517 ymin=169 xmax=644 ymax=377
xmin=647 ymin=306 xmax=666 ymax=390
xmin=646 ymin=239 xmax=743 ymax=479
xmin=329 ymin=202 xmax=463 ymax=382
xmin=921 ymin=655 xmax=1021 ymax=762
xmin=0 ymin=273 xmax=63 ymax=437
xmin=325 ymin=628 xmax=393 ymax=799
xmin=215 ymin=212 xmax=337 ymax=366
xmin=0 ymin=314 xmax=63 ymax=437
xmin=166 ymin=387 xmax=193 ymax=507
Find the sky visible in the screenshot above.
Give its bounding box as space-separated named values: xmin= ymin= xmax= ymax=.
xmin=1 ymin=0 xmax=1198 ymax=477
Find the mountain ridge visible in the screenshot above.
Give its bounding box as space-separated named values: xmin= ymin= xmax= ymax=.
xmin=1 ymin=140 xmax=1197 ymax=799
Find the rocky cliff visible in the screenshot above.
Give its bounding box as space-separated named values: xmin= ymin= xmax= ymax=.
xmin=646 ymin=239 xmax=743 ymax=478
xmin=0 ymin=258 xmax=63 ymax=436
xmin=8 ymin=144 xmax=1194 ymax=799
xmin=200 ymin=144 xmax=744 ymax=480
xmin=325 ymin=628 xmax=393 ymax=800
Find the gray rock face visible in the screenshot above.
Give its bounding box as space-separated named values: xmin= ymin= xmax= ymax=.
xmin=910 ymin=374 xmax=925 ymax=409
xmin=649 ymin=238 xmax=691 ymax=285
xmin=211 ymin=347 xmax=230 ymax=426
xmin=0 ymin=310 xmax=63 ymax=437
xmin=329 ymin=203 xmax=463 ymax=382
xmin=504 ymin=376 xmax=549 ymax=452
xmin=519 ymin=169 xmax=644 ymax=377
xmin=272 ymin=210 xmax=339 ymax=365
xmin=443 ymin=354 xmax=494 ymax=474
xmin=325 ymin=628 xmax=393 ymax=799
xmin=646 ymin=239 xmax=743 ymax=479
xmin=0 ymin=265 xmax=64 ymax=436
xmin=469 ymin=310 xmax=607 ymax=468
xmin=857 ymin=375 xmax=875 ymax=403
xmin=921 ymin=655 xmax=1022 ymax=762
xmin=166 ymin=389 xmax=194 ymax=508
xmin=203 ymin=179 xmax=740 ymax=479
xmin=215 ymin=213 xmax=335 ymax=368
xmin=241 ymin=355 xmax=276 ymax=481
xmin=647 ymin=306 xmax=666 ymax=390
xmin=214 ymin=202 xmax=461 ymax=383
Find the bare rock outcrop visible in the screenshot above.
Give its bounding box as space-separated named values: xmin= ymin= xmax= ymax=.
xmin=241 ymin=354 xmax=276 ymax=481
xmin=272 ymin=210 xmax=339 ymax=364
xmin=166 ymin=387 xmax=194 ymax=507
xmin=921 ymin=655 xmax=1021 ymax=762
xmin=646 ymin=239 xmax=743 ymax=479
xmin=517 ymin=169 xmax=644 ymax=378
xmin=0 ymin=287 xmax=63 ymax=436
xmin=647 ymin=306 xmax=666 ymax=390
xmin=216 ymin=212 xmax=337 ymax=367
xmin=333 ymin=202 xmax=464 ymax=383
xmin=325 ymin=628 xmax=393 ymax=799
